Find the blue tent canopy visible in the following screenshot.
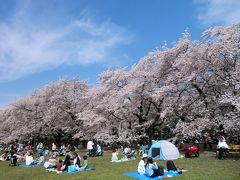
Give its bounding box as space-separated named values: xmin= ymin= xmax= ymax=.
xmin=148 ymin=140 xmax=180 ymax=161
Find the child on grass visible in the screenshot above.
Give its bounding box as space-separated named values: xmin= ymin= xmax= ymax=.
xmin=78 ymin=155 xmax=88 ymax=170
xmin=57 ymin=159 xmax=63 ymax=171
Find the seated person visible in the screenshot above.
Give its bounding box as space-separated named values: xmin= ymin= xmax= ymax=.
xmin=127 ymin=149 xmax=136 ymax=159
xmin=44 ymin=148 xmax=50 ymax=157
xmin=79 ymin=155 xmax=88 ymax=170
xmin=16 ymin=153 xmax=25 ymax=163
xmin=138 ymin=144 xmax=145 ymax=156
xmin=137 ymin=154 xmax=148 ymax=175
xmin=60 ymin=144 xmax=66 ymax=156
xmin=95 ymin=144 xmax=103 ymax=156
xmin=124 ymin=146 xmax=130 ymax=158
xmin=145 ymin=158 xmax=164 ymax=178
xmin=44 ymin=158 xmax=57 ymax=168
xmin=57 ymin=159 xmax=63 ymax=172
xmin=36 ymin=152 xmax=45 ymax=165
xmin=66 ymin=151 xmax=74 ymax=160
xmin=0 ymin=151 xmax=8 ymax=161
xmin=25 ymin=151 xmax=34 ymax=166
xmin=111 ymin=149 xmax=120 ymax=162
xmin=217 ymin=136 xmax=229 ymax=159
xmin=61 ymin=155 xmax=71 ymax=172
xmin=66 ymin=144 xmax=72 ymax=154
xmin=73 ymin=152 xmax=81 ymax=168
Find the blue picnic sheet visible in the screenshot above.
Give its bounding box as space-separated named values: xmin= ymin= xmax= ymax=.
xmin=19 ymin=163 xmax=43 ymax=167
xmin=45 ymin=167 xmax=94 ymax=174
xmin=67 ymin=167 xmax=94 ymax=174
xmin=123 ymin=171 xmax=181 ymax=180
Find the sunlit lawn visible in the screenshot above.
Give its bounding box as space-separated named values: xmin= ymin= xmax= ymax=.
xmin=0 ymin=151 xmax=239 ymax=180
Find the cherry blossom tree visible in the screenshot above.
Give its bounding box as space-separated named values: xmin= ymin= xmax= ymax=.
xmin=0 ymin=23 xmax=239 ymax=144
xmin=0 ymin=79 xmax=89 ymax=144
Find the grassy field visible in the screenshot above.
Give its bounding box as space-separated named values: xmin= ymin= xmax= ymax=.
xmin=0 ymin=151 xmax=239 ymax=180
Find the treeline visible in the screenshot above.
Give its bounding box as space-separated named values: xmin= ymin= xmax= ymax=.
xmin=0 ymin=23 xmax=239 ymax=144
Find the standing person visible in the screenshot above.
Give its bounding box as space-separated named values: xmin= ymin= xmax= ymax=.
xmin=217 ymin=136 xmax=229 ymax=159
xmin=207 ymin=136 xmax=213 ymax=150
xmin=52 ymin=143 xmax=58 ymax=158
xmin=10 ymin=145 xmax=15 ymax=161
xmin=87 ymin=140 xmax=94 ymax=157
xmin=9 ymin=148 xmax=17 ymax=166
xmin=145 ymin=157 xmax=164 ymax=177
xmin=37 ymin=142 xmax=43 ymax=154
xmin=52 ymin=143 xmax=57 ymax=152
xmin=137 ymin=154 xmax=148 ymax=175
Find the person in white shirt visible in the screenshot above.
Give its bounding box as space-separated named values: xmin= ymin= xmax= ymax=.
xmin=111 ymin=149 xmax=120 ymax=162
xmin=217 ymin=136 xmax=229 ymax=159
xmin=25 ymin=151 xmax=34 ymax=166
xmin=52 ymin=143 xmax=57 ymax=152
xmin=137 ymin=154 xmax=148 ymax=175
xmin=124 ymin=146 xmax=130 ymax=159
xmin=96 ymin=144 xmax=102 ymax=156
xmin=124 ymin=147 xmax=129 ymax=154
xmin=36 ymin=153 xmax=45 ymax=165
xmin=87 ymin=140 xmax=94 ymax=157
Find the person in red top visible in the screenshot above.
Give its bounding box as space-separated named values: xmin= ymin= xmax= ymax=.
xmin=57 ymin=159 xmax=63 ymax=171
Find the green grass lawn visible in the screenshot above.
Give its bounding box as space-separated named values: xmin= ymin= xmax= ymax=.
xmin=0 ymin=151 xmax=239 ymax=180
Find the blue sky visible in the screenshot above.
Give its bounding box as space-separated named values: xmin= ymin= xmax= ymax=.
xmin=0 ymin=0 xmax=240 ymax=109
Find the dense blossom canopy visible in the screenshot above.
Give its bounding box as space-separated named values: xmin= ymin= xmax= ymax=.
xmin=0 ymin=23 xmax=239 ymax=144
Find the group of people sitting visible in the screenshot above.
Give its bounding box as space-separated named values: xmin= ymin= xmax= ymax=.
xmin=0 ymin=142 xmax=81 ymax=163
xmin=7 ymin=148 xmax=89 ymax=173
xmin=86 ymin=140 xmax=103 ymax=157
xmin=0 ymin=142 xmax=90 ymax=173
xmin=0 ymin=144 xmax=31 ymax=166
xmin=111 ymin=146 xmax=136 ymax=162
xmin=38 ymin=143 xmax=78 ymax=158
xmin=44 ymin=152 xmax=88 ymax=173
xmin=0 ymin=143 xmax=29 ymax=163
xmin=138 ymin=144 xmax=148 ymax=156
xmin=26 ymin=151 xmax=45 ymax=166
xmin=123 ymin=146 xmax=136 ymax=160
xmin=137 ymin=154 xmax=183 ymax=178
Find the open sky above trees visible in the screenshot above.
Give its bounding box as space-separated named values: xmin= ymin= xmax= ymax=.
xmin=1 ymin=0 xmax=240 ymax=109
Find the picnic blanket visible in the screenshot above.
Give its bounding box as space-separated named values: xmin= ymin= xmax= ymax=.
xmin=19 ymin=163 xmax=43 ymax=167
xmin=111 ymin=158 xmax=136 ymax=163
xmin=45 ymin=167 xmax=94 ymax=174
xmin=123 ymin=171 xmax=183 ymax=180
xmin=67 ymin=167 xmax=94 ymax=174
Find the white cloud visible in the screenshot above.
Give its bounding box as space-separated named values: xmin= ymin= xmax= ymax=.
xmin=0 ymin=3 xmax=131 ymax=82
xmin=194 ymin=0 xmax=240 ymax=26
